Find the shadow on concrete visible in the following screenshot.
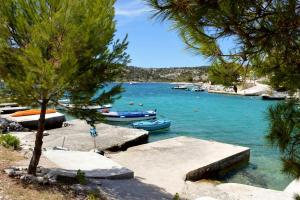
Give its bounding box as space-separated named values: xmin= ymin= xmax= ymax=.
xmin=92 ymin=177 xmax=174 ymax=200
xmin=49 ymin=167 xmax=174 ymax=199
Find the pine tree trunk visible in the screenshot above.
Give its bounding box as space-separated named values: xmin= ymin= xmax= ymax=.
xmin=28 ymin=100 xmax=48 ymax=175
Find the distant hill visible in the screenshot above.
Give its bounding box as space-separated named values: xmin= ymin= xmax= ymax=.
xmin=117 ymin=66 xmax=209 ymax=82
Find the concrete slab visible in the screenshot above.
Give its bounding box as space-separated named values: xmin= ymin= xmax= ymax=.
xmin=109 ymin=136 xmax=250 ymax=194
xmin=93 ymin=179 xmax=173 ymax=200
xmin=0 ymin=106 xmax=29 ymax=114
xmin=11 ymin=119 xmax=148 ymax=152
xmin=182 ymin=181 xmax=293 ymax=200
xmin=2 ymin=112 xmax=66 ymax=129
xmin=216 ymin=183 xmax=293 ymax=200
xmin=43 ymin=150 xmax=133 ymax=179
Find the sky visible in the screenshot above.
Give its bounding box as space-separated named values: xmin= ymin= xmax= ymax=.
xmin=114 ymin=0 xmax=210 ymax=68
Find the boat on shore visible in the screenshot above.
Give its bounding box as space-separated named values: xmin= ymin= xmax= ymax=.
xmin=101 ymin=110 xmax=156 ymax=122
xmin=132 ymin=119 xmax=171 ymax=131
xmin=261 ymin=93 xmax=287 ymax=100
xmin=57 ymin=99 xmax=112 ymax=110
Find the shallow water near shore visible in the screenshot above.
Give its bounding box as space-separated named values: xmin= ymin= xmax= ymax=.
xmin=68 ymin=82 xmax=292 ymax=190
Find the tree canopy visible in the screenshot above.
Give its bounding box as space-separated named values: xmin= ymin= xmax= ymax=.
xmin=147 ymin=0 xmax=300 ymax=91
xmin=0 ymin=0 xmax=129 ymax=174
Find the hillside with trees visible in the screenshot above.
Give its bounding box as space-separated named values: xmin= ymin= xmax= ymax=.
xmin=118 ymin=66 xmax=209 ymax=82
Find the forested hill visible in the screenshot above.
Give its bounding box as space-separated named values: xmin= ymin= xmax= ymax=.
xmin=117 ymin=66 xmax=209 ymax=82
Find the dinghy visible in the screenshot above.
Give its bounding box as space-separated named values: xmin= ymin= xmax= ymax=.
xmin=101 ymin=110 xmax=156 ymax=122
xmin=132 ymin=119 xmax=171 ymax=131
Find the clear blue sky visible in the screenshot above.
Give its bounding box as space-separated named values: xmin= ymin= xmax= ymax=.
xmin=114 ymin=0 xmax=210 ymax=68
xmin=114 ymin=0 xmax=236 ymax=68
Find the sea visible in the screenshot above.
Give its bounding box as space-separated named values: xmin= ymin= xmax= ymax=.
xmin=74 ymin=82 xmax=293 ymax=190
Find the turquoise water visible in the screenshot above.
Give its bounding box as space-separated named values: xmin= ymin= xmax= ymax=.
xmin=103 ymin=83 xmax=292 ymax=190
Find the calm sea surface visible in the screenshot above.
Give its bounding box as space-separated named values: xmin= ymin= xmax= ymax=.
xmin=73 ymin=82 xmax=293 ymax=190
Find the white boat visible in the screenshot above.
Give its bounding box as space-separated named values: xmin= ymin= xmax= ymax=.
xmin=57 ymin=101 xmax=112 ymax=110
xmin=101 ymin=110 xmax=156 ymax=122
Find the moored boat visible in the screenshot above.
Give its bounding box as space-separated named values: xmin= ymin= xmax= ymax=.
xmin=101 ymin=110 xmax=156 ymax=122
xmin=172 ymin=84 xmax=192 ymax=90
xmin=132 ymin=119 xmax=171 ymax=131
xmin=57 ymin=99 xmax=112 ymax=110
xmin=261 ymin=94 xmax=286 ymax=100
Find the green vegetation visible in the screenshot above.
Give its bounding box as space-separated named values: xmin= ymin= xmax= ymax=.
xmin=147 ymin=0 xmax=300 ymax=91
xmin=75 ymin=169 xmax=87 ymax=185
xmin=173 ymin=193 xmax=180 ymax=200
xmin=0 ymin=134 xmax=20 ymax=150
xmin=147 ymin=0 xmax=300 ymax=178
xmin=267 ymin=101 xmax=300 ymax=178
xmin=0 ymin=0 xmax=129 ymax=175
xmin=118 ymin=66 xmax=208 ymax=82
xmin=87 ymin=190 xmax=101 ymax=200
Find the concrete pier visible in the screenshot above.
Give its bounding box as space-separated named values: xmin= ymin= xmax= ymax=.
xmin=12 ymin=119 xmax=148 ymax=152
xmin=109 ymin=136 xmax=250 ymax=194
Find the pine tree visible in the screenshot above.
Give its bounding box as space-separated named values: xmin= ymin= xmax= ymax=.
xmin=0 ymin=0 xmax=129 ymax=175
xmin=147 ymin=0 xmax=300 ymax=91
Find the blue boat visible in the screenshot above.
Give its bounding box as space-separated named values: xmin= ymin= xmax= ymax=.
xmin=132 ymin=119 xmax=171 ymax=131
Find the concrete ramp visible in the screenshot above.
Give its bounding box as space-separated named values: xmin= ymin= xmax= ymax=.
xmin=110 ymin=136 xmax=250 ymax=194
xmin=43 ymin=150 xmax=133 ymax=179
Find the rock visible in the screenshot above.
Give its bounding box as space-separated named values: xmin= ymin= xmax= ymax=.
xmin=20 ymin=174 xmax=37 ymax=183
xmin=0 ymin=118 xmax=26 ymax=132
xmin=8 ymin=122 xmax=24 ymax=132
xmin=48 ymin=178 xmax=57 ymax=185
xmin=0 ymin=119 xmax=10 ymax=133
xmin=36 ymin=176 xmax=44 ymax=184
xmin=43 ymin=131 xmax=49 ymax=136
xmin=4 ymin=168 xmax=15 ymax=177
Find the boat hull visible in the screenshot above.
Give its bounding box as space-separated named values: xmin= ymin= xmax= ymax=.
xmin=132 ymin=120 xmax=171 ymax=131
xmin=105 ymin=115 xmax=156 ymax=122
xmin=262 ymin=96 xmax=286 ymax=100
xmin=102 ymin=110 xmax=157 ymax=122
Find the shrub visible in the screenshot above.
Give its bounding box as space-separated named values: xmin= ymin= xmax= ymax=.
xmin=76 ymin=169 xmax=86 ymax=185
xmin=0 ymin=134 xmax=20 ymax=149
xmin=173 ymin=193 xmax=180 ymax=200
xmin=87 ymin=190 xmax=100 ymax=200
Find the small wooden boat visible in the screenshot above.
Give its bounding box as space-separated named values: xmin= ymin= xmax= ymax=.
xmin=132 ymin=119 xmax=171 ymax=131
xmin=101 ymin=110 xmax=156 ymax=122
xmin=261 ymin=94 xmax=286 ymax=100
